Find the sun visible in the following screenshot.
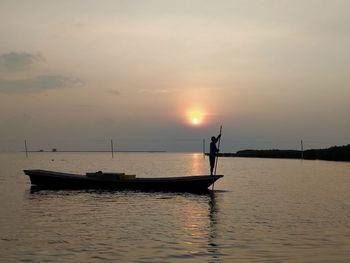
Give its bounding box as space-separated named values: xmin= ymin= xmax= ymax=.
xmin=188 ymin=110 xmax=205 ymax=126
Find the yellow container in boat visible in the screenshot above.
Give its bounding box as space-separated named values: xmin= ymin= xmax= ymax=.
xmin=86 ymin=172 xmax=135 ymax=180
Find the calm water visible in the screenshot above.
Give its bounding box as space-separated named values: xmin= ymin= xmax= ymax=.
xmin=1 ymin=152 xmax=350 ymax=262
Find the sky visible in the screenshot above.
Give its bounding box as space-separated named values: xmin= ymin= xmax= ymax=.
xmin=0 ymin=0 xmax=349 ymax=152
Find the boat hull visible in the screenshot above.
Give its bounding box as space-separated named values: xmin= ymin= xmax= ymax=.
xmin=24 ymin=170 xmax=223 ymax=192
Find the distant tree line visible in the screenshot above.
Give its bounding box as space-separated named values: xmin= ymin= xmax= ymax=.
xmin=209 ymin=144 xmax=350 ymax=162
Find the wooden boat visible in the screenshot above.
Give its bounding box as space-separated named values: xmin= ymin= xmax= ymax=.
xmin=24 ymin=170 xmax=223 ymax=192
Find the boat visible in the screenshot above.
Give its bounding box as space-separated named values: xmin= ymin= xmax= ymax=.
xmin=24 ymin=170 xmax=223 ymax=192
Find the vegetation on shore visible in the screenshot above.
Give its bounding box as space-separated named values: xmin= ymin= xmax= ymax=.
xmin=211 ymin=144 xmax=350 ymax=162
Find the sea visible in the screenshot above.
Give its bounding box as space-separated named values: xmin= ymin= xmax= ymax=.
xmin=1 ymin=152 xmax=350 ymax=262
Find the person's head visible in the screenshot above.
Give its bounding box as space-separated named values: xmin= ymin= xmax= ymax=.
xmin=211 ymin=136 xmax=216 ymax=142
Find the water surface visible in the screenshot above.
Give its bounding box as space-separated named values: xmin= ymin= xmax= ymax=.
xmin=1 ymin=153 xmax=350 ymax=262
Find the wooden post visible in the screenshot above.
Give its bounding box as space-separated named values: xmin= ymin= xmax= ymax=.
xmin=301 ymin=140 xmax=304 ymax=160
xmin=111 ymin=139 xmax=114 ymax=158
xmin=203 ymin=139 xmax=205 ymax=158
xmin=24 ymin=140 xmax=28 ymax=158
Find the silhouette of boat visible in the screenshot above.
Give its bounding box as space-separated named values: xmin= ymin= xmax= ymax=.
xmin=24 ymin=170 xmax=223 ymax=192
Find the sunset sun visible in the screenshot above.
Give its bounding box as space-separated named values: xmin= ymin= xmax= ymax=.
xmin=188 ymin=110 xmax=205 ymax=126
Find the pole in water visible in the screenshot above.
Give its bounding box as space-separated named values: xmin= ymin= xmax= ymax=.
xmin=203 ymin=139 xmax=205 ymax=158
xmin=214 ymin=125 xmax=222 ymax=176
xmin=111 ymin=139 xmax=114 ymax=158
xmin=301 ymin=140 xmax=304 ymax=160
xmin=212 ymin=125 xmax=223 ymax=191
xmin=24 ymin=139 xmax=28 ymax=158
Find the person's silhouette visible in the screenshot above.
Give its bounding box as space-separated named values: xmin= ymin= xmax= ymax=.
xmin=209 ymin=134 xmax=221 ymax=175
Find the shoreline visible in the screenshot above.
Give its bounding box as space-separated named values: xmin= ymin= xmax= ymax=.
xmin=206 ymin=144 xmax=350 ymax=162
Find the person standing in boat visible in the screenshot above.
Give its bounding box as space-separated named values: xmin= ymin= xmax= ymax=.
xmin=209 ymin=133 xmax=221 ymax=176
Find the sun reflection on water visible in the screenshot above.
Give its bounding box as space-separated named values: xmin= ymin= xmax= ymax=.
xmin=179 ymin=192 xmax=221 ymax=260
xmin=189 ymin=153 xmax=204 ymax=175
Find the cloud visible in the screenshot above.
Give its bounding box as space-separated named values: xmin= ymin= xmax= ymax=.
xmin=72 ymin=104 xmax=96 ymax=108
xmin=137 ymin=89 xmax=173 ymax=94
xmin=0 ymin=52 xmax=41 ymax=71
xmin=0 ymin=75 xmax=81 ymax=93
xmin=106 ymin=89 xmax=121 ymax=96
